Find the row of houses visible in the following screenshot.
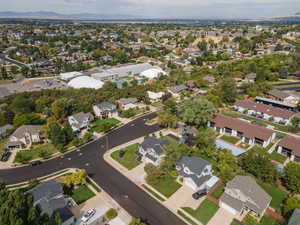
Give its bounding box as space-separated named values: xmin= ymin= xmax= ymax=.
xmin=139 ymin=136 xmax=271 ymax=218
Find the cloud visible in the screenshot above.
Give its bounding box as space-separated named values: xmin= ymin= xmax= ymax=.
xmin=1 ymin=0 xmax=300 ymax=18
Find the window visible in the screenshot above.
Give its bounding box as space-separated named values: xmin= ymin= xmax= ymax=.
xmin=254 ymin=138 xmax=264 ymax=146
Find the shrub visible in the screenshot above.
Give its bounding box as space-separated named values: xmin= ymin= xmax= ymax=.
xmin=106 ymin=208 xmax=118 ymax=220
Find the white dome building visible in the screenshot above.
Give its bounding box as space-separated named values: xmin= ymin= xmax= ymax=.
xmin=68 ymin=76 xmax=104 ymax=90
xmin=141 ymin=68 xmax=167 ymax=79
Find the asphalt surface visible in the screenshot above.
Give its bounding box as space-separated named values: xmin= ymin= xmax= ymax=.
xmin=0 ymin=113 xmax=187 ymax=225
xmin=0 ymin=53 xmax=25 ymax=67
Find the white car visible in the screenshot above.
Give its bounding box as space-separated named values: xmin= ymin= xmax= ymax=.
xmin=81 ymin=208 xmax=96 ymax=223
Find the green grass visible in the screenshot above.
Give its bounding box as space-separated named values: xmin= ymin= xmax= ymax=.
xmin=259 ymin=182 xmax=287 ymax=214
xmin=220 ymin=135 xmax=240 ymax=144
xmin=211 ymin=183 xmax=224 ymax=199
xmin=182 ymin=199 xmax=219 ymax=225
xmin=14 ymin=144 xmax=58 ymax=164
xmin=230 ymin=220 xmax=241 ymax=225
xmin=86 ymin=177 xmax=101 ymax=192
xmin=143 ymin=185 xmax=165 ymax=201
xmin=71 ymin=185 xmax=95 ymax=205
xmin=150 ymin=174 xmax=182 ymax=198
xmin=251 ymin=145 xmax=269 ymax=155
xmin=259 ymin=215 xmax=285 ymax=225
xmin=177 ymin=210 xmax=198 ymax=225
xmin=269 ymin=152 xmax=287 ymax=164
xmin=111 ymin=143 xmax=141 ymax=170
xmin=92 ymin=118 xmax=121 ymax=133
xmin=0 ymin=138 xmax=8 ymax=155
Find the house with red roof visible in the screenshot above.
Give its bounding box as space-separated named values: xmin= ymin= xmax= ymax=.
xmin=277 ymin=135 xmax=300 ymax=163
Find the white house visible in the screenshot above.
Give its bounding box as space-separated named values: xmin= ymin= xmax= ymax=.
xmin=176 ymin=156 xmax=218 ymax=191
xmin=68 ymin=112 xmax=94 ymax=133
xmin=93 ymin=102 xmax=117 ymax=119
xmin=147 ymin=91 xmax=165 ymax=103
xmin=141 ymin=68 xmax=167 ymax=79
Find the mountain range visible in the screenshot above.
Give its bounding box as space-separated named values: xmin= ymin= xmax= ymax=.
xmin=0 ymin=11 xmax=138 ymax=20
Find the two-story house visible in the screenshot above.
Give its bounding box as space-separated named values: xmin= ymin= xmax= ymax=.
xmin=220 ymin=176 xmax=271 ymax=217
xmin=138 ymin=137 xmax=169 ymax=165
xmin=208 ymin=114 xmax=276 ymax=148
xmin=7 ymin=125 xmax=43 ymax=149
xmin=68 ymin=112 xmax=94 ymax=133
xmin=176 ymin=156 xmax=218 ymax=191
xmin=147 ymin=91 xmax=165 ymax=103
xmin=29 ymin=180 xmax=75 ymax=225
xmin=234 ymin=100 xmax=295 ymax=125
xmin=93 ymin=102 xmax=117 ymax=119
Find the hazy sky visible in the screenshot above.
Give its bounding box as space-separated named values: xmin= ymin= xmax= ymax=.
xmin=2 ymin=0 xmax=300 ymax=19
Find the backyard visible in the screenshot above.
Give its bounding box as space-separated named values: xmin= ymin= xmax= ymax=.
xmin=250 ymin=145 xmax=287 ymax=164
xmin=92 ymin=118 xmax=121 ymax=133
xmin=14 ymin=144 xmax=58 ymax=164
xmin=220 ymin=135 xmax=240 ymax=144
xmin=70 ymin=185 xmax=95 ymax=205
xmin=182 ymin=199 xmax=219 ymax=225
xmin=149 ymin=174 xmax=182 ymax=198
xmin=111 ymin=143 xmax=141 ymax=170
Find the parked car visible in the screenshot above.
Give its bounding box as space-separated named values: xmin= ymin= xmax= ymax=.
xmin=81 ymin=208 xmax=96 ymax=223
xmin=192 ymin=189 xmax=207 ymax=200
xmin=0 ymin=151 xmax=11 ymax=162
xmin=30 ymin=160 xmax=42 ymax=166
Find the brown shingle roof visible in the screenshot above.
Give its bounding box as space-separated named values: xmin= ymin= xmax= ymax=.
xmin=278 ymin=135 xmax=300 ymax=157
xmin=210 ymin=114 xmax=275 ymax=141
xmin=235 ymin=100 xmax=295 ymax=119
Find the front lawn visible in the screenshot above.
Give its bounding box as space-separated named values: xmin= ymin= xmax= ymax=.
xmin=149 ymin=174 xmax=182 ymax=198
xmin=0 ymin=138 xmax=8 ymax=155
xmin=220 ymin=135 xmax=240 ymax=144
xmin=70 ymin=185 xmax=95 ymax=205
xmin=259 ymin=182 xmax=287 ymax=214
xmin=92 ymin=118 xmax=121 ymax=133
xmin=259 ymin=215 xmax=285 ymax=225
xmin=230 ymin=220 xmax=241 ymax=225
xmin=210 ymin=183 xmax=224 ymax=199
xmin=14 ymin=144 xmax=58 ymax=164
xmin=182 ymin=199 xmax=219 ymax=225
xmin=111 ymin=143 xmax=141 ymax=170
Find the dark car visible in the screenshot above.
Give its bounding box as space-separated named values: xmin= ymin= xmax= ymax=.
xmin=30 ymin=160 xmax=42 ymax=166
xmin=192 ymin=189 xmax=208 ymax=200
xmin=0 ymin=151 xmax=11 ymax=162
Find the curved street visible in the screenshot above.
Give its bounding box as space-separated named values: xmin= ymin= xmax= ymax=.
xmin=0 ymin=113 xmax=187 ymax=225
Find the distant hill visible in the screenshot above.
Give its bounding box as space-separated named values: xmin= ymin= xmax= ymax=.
xmin=0 ymin=11 xmax=138 ymax=20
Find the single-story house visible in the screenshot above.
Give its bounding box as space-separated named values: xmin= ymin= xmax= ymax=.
xmin=255 ymin=96 xmax=296 ymax=111
xmin=167 ymin=85 xmax=188 ymax=99
xmin=147 ymin=91 xmax=165 ymax=103
xmin=234 ymin=100 xmax=295 ymax=125
xmin=93 ymin=102 xmax=117 ymax=119
xmin=208 ymin=114 xmax=276 ymax=148
xmin=176 ymin=156 xmax=218 ymax=191
xmin=288 ymin=209 xmax=300 ymax=225
xmin=139 ymin=137 xmax=169 ymax=165
xmin=267 ymin=90 xmax=299 ymax=105
xmin=277 ymin=135 xmax=300 ymax=163
xmin=116 ymin=98 xmax=138 ymax=110
xmin=141 ymin=68 xmax=167 ymax=79
xmin=29 ymin=180 xmax=75 ymax=225
xmin=7 ymin=125 xmax=43 ymax=149
xmin=68 ymin=112 xmax=94 ymax=133
xmin=220 ymin=176 xmax=271 ymax=217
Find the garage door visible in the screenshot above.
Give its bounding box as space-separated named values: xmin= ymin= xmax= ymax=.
xmin=220 ymin=202 xmax=237 ymax=215
xmin=184 ymin=179 xmax=197 ymax=191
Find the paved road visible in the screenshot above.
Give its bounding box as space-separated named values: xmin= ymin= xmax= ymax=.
xmin=0 ymin=113 xmax=187 ymax=225
xmin=0 ymin=53 xmax=25 ymax=67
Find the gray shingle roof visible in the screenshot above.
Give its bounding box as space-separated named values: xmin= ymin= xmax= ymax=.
xmin=268 ymin=89 xmax=290 ymax=100
xmin=11 ymin=125 xmax=42 ymax=139
xmin=141 ymin=137 xmax=169 ymax=155
xmin=95 ymin=101 xmax=116 ymax=111
xmin=168 ymin=85 xmax=188 ymax=94
xmin=177 ymin=156 xmax=211 ymax=175
xmin=288 ymin=209 xmax=300 ymax=225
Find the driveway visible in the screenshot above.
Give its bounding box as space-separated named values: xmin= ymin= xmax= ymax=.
xmin=207 ymin=208 xmax=235 ymax=225
xmin=165 ymin=185 xmax=203 ymax=210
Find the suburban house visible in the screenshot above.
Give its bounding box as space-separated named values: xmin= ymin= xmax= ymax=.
xmin=219 ymin=176 xmax=272 ymax=217
xmin=167 ymin=84 xmax=188 ymax=99
xmin=138 ymin=137 xmax=169 ymax=165
xmin=93 ymin=102 xmax=117 ymax=119
xmin=244 ymin=73 xmax=256 ymax=83
xmin=267 ymin=90 xmax=299 ymax=105
xmin=116 ymin=97 xmax=138 ymax=110
xmin=147 ymin=91 xmax=165 ymax=103
xmin=7 ymin=125 xmax=43 ymax=149
xmin=176 ymin=156 xmax=218 ymax=191
xmin=208 ymin=114 xmax=276 ymax=148
xmin=234 ymin=100 xmax=295 ymax=125
xmin=68 ymin=112 xmax=94 ymax=133
xmin=288 ymin=209 xmax=300 ymax=225
xmin=29 ymin=180 xmax=75 ymax=225
xmin=277 ymin=135 xmax=300 ymax=163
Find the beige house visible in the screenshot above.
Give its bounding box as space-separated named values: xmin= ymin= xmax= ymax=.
xmin=220 ymin=176 xmax=271 ymax=218
xmin=7 ymin=125 xmax=43 ymax=149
